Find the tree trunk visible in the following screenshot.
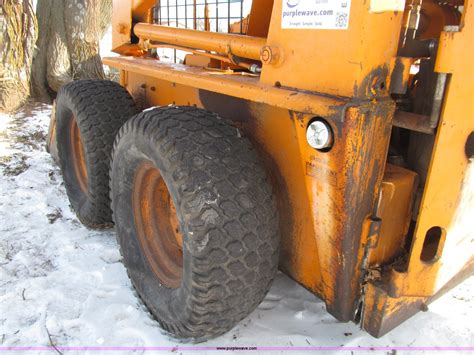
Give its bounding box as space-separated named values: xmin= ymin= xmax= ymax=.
xmin=0 ymin=0 xmax=37 ymax=112
xmin=31 ymin=0 xmax=112 ymax=103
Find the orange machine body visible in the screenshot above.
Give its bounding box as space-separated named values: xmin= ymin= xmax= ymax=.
xmin=105 ymin=0 xmax=473 ymax=336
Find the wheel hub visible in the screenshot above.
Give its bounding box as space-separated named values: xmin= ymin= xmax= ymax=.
xmin=132 ymin=161 xmax=183 ymax=289
xmin=69 ymin=117 xmax=88 ymax=193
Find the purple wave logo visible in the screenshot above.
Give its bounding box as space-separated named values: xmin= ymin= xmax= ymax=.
xmin=286 ymin=0 xmax=300 ymax=8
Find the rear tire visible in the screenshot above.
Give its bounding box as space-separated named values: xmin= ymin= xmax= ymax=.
xmin=110 ymin=106 xmax=279 ymax=340
xmin=55 ymin=80 xmax=138 ymax=228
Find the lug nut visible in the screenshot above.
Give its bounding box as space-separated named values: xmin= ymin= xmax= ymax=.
xmin=306 ymin=119 xmax=333 ymax=150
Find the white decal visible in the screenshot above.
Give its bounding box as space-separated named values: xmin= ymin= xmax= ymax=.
xmin=281 ymin=0 xmax=351 ymax=30
xmin=370 ymin=0 xmax=406 ymax=13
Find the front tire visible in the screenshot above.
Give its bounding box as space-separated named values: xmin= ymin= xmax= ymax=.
xmin=110 ymin=106 xmax=279 ymax=340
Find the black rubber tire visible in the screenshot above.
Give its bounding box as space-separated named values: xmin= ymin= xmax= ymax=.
xmin=56 ymin=79 xmax=138 ymax=228
xmin=110 ymin=106 xmax=280 ymax=341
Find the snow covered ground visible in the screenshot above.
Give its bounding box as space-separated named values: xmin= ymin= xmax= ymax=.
xmin=0 ymin=103 xmax=472 ymax=353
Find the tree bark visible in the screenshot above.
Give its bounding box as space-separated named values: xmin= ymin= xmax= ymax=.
xmin=0 ymin=0 xmax=37 ymax=112
xmin=31 ymin=0 xmax=112 ymax=103
xmin=47 ymin=0 xmax=72 ymax=92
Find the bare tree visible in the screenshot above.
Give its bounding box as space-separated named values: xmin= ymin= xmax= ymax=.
xmin=31 ymin=0 xmax=112 ymax=103
xmin=0 ymin=0 xmax=112 ymax=111
xmin=0 ymin=0 xmax=37 ymax=112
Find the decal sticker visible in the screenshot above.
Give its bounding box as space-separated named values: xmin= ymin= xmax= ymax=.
xmin=281 ymin=0 xmax=351 ymax=30
xmin=305 ymin=161 xmax=338 ymax=187
xmin=370 ymin=0 xmax=405 ymax=13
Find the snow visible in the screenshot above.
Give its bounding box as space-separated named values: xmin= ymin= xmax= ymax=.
xmin=0 ymin=103 xmax=472 ymax=353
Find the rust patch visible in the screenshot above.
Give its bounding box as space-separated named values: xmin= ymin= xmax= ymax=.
xmin=118 ymin=23 xmax=129 ymax=35
xmin=329 ymin=100 xmax=395 ymax=322
xmin=292 ymin=111 xmax=306 ymax=128
xmin=356 ymin=66 xmax=390 ymax=99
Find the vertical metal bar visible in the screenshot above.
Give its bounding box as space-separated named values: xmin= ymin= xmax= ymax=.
xmin=151 ymin=4 xmax=159 ymax=58
xmin=227 ymin=0 xmax=230 ymax=32
xmin=167 ymin=0 xmax=170 ymax=61
xmin=174 ymin=0 xmax=178 ymax=62
xmin=240 ymin=0 xmax=243 ymax=33
xmin=193 ymin=0 xmax=197 ymax=29
xmin=159 ymin=0 xmax=162 ymax=24
xmin=147 ymin=7 xmax=153 ymax=23
xmin=175 ymin=0 xmax=178 ymax=27
xmin=184 ymin=0 xmax=188 ymax=29
xmin=204 ymin=2 xmax=210 ymax=31
xmin=216 ymin=0 xmax=219 ymax=32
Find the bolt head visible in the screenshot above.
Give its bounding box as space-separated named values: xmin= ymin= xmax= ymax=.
xmin=306 ymin=120 xmax=333 ymax=150
xmin=261 ymin=48 xmax=271 ymax=63
xmin=260 ymin=46 xmax=281 ymax=65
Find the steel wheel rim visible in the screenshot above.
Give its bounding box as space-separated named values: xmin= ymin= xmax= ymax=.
xmin=132 ymin=161 xmax=184 ymax=289
xmin=69 ymin=117 xmax=88 ymax=194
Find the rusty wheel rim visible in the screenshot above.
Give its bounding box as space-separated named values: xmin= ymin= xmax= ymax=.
xmin=69 ymin=117 xmax=88 ymax=194
xmin=132 ymin=161 xmax=184 ymax=289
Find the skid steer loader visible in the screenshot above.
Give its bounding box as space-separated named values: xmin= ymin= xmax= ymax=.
xmin=48 ymin=0 xmax=473 ymax=340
